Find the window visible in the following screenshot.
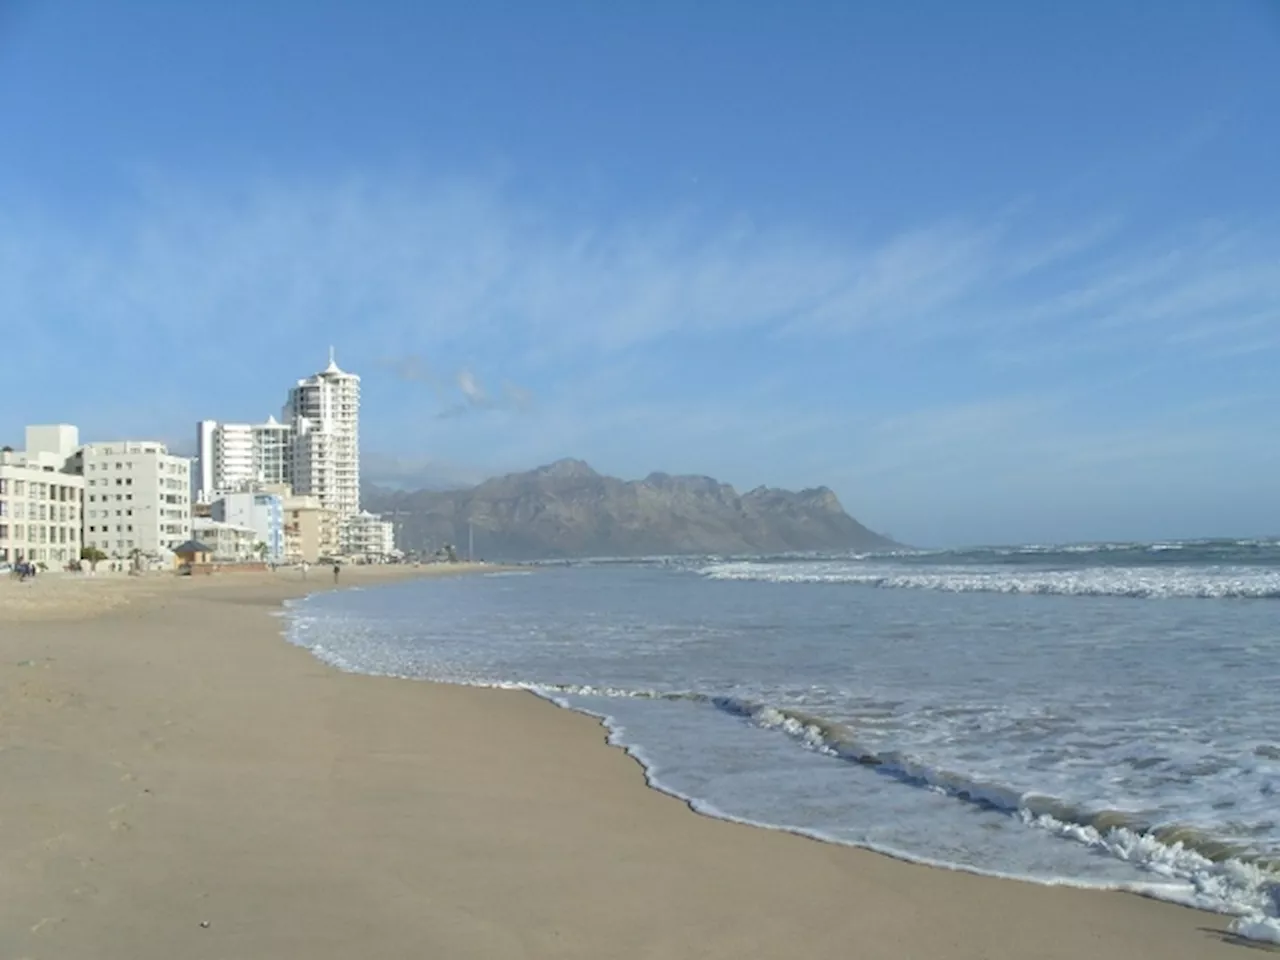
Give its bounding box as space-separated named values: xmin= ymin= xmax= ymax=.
xmin=89 ymin=494 xmax=96 ymax=502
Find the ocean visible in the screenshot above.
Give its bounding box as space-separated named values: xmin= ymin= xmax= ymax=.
xmin=284 ymin=539 xmax=1280 ymax=942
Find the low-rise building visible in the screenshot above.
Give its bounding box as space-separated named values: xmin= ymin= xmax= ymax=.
xmin=341 ymin=509 xmax=396 ymax=561
xmin=211 ymin=491 xmax=284 ymax=562
xmin=80 ymin=440 xmax=192 ymax=562
xmin=191 ymin=518 xmax=260 ymax=562
xmin=281 ymin=493 xmax=340 ymax=564
xmin=0 ymin=425 xmax=85 ymax=568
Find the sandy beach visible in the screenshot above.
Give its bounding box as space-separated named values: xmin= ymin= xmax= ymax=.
xmin=0 ymin=567 xmax=1248 ymax=958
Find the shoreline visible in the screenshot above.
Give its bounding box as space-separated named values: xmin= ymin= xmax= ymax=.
xmin=0 ymin=569 xmax=1253 ymax=958
xmin=306 ymin=639 xmax=1279 ymax=934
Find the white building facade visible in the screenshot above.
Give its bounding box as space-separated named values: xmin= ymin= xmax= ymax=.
xmin=0 ymin=425 xmax=85 ymax=568
xmin=195 ymin=417 xmax=293 ymax=503
xmin=283 ymin=351 xmax=360 ymax=520
xmin=341 ymin=510 xmax=396 ymax=560
xmin=211 ymin=491 xmax=284 ymax=561
xmin=81 ymin=440 xmax=192 ymax=560
xmin=191 ymin=518 xmax=259 ymax=562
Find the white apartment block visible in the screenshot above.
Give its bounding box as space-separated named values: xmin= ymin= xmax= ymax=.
xmin=191 ymin=518 xmax=259 ymax=562
xmin=283 ymin=350 xmax=360 ymax=520
xmin=0 ymin=425 xmax=85 ymax=568
xmin=195 ymin=416 xmax=293 ymax=502
xmin=211 ymin=490 xmax=285 ymax=561
xmin=341 ymin=509 xmax=396 ymax=560
xmin=81 ymin=440 xmax=192 ymax=560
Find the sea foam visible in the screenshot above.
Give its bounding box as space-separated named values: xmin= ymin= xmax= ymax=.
xmin=280 ymin=548 xmax=1280 ymax=944
xmin=700 ymin=560 xmax=1280 ymax=599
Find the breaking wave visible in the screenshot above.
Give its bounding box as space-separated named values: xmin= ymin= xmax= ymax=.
xmin=526 ymin=684 xmax=1280 ymax=939
xmin=701 ymin=561 xmax=1280 ymax=599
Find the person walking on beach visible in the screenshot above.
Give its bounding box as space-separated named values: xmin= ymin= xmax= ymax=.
xmin=333 ymin=562 xmax=340 ymax=584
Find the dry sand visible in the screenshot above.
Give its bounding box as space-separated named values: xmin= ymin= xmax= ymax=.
xmin=0 ymin=566 xmax=1252 ymax=958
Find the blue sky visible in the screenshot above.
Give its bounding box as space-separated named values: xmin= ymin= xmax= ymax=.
xmin=2 ymin=1 xmax=1278 ymax=546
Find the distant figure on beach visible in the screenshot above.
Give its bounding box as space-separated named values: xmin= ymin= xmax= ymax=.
xmin=301 ymin=561 xmax=309 ymax=580
xmin=333 ymin=563 xmax=340 ymax=584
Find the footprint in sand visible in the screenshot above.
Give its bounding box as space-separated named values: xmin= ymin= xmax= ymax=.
xmin=108 ymin=807 xmax=132 ymax=833
xmin=30 ymin=915 xmax=64 ymax=934
xmin=41 ymin=832 xmax=73 ymax=851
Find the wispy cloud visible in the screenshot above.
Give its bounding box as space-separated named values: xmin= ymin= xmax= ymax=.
xmin=380 ymin=354 xmax=534 ymax=419
xmin=436 ymin=367 xmax=535 ymax=419
xmin=2 ymin=175 xmax=1275 ymax=372
xmin=3 ymin=172 xmax=1279 ymax=544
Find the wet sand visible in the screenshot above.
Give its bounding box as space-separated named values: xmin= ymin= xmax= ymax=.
xmin=0 ymin=567 xmax=1249 ymax=958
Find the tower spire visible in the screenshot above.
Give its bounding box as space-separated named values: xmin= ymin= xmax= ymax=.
xmin=329 ymin=345 xmax=335 ymax=366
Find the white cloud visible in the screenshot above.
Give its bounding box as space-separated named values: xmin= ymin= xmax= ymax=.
xmin=4 ymin=173 xmax=1280 ymax=545
xmin=2 ymin=175 xmax=1275 ymax=375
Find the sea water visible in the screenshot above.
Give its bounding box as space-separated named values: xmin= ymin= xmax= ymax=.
xmin=284 ymin=540 xmax=1280 ymax=942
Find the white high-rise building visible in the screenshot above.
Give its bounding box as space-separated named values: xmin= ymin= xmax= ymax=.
xmin=195 ymin=417 xmax=293 ymax=502
xmin=81 ymin=440 xmax=191 ymax=559
xmin=282 ymin=350 xmax=360 ymax=519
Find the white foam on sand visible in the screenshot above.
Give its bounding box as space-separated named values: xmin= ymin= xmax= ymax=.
xmin=279 ymin=577 xmax=1280 ymax=945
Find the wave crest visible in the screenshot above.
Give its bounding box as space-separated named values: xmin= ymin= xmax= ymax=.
xmin=701 ymin=562 xmax=1280 ymax=599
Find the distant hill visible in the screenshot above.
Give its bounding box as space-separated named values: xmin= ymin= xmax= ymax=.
xmin=362 ymin=459 xmax=897 ymax=560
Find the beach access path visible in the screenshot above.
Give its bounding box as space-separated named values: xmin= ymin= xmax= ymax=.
xmin=0 ymin=565 xmax=1248 ymax=958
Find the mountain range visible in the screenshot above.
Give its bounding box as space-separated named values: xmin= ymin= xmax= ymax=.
xmin=362 ymin=459 xmax=896 ymax=560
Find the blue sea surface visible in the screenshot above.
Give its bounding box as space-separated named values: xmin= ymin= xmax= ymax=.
xmin=285 ymin=540 xmax=1280 ymax=940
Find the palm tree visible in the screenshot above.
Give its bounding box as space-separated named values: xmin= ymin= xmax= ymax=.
xmin=80 ymin=546 xmax=107 ymax=572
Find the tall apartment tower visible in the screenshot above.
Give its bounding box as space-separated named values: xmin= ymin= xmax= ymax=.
xmin=195 ymin=417 xmax=294 ymax=503
xmin=282 ymin=350 xmax=360 ymax=519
